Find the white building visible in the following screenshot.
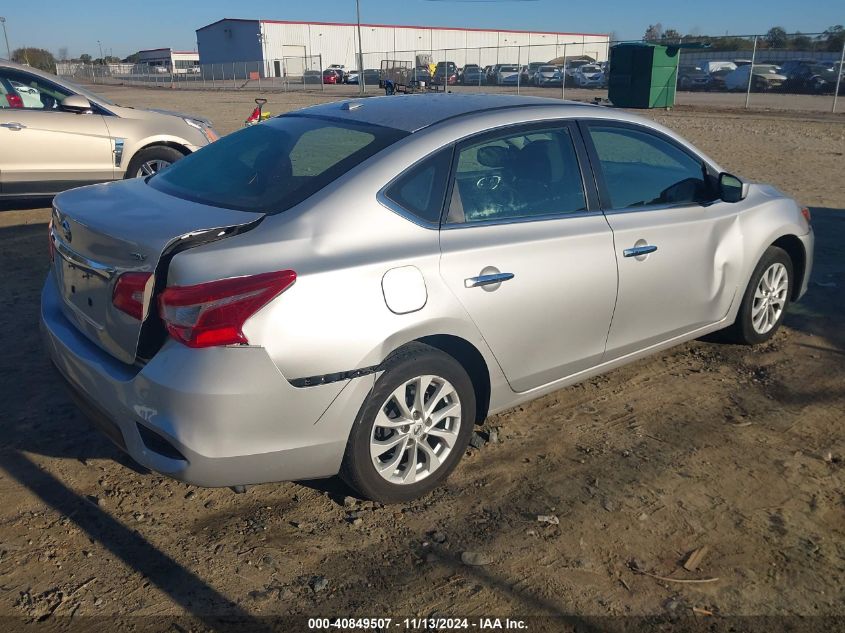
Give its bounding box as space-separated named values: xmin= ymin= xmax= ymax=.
xmin=135 ymin=47 xmax=200 ymax=73
xmin=196 ymin=18 xmax=608 ymax=77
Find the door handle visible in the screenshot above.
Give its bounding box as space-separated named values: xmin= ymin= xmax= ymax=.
xmin=1 ymin=122 xmax=26 ymax=131
xmin=623 ymin=244 xmax=658 ymax=258
xmin=465 ymin=272 xmax=514 ymax=288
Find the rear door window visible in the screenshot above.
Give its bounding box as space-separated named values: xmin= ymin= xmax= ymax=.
xmin=446 ymin=124 xmax=587 ymax=224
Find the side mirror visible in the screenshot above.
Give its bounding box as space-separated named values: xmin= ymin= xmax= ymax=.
xmin=61 ymin=95 xmax=92 ymax=114
xmin=718 ymin=172 xmax=746 ymax=203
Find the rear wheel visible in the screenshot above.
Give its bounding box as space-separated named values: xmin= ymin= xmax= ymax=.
xmin=125 ymin=145 xmax=185 ymax=179
xmin=340 ymin=343 xmax=475 ymax=502
xmin=724 ymin=246 xmax=793 ymax=344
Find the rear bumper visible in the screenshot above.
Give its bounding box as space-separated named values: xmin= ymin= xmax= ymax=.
xmin=41 ymin=273 xmax=374 ymax=487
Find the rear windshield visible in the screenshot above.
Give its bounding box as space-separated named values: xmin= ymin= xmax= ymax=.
xmin=149 ymin=115 xmax=408 ymax=214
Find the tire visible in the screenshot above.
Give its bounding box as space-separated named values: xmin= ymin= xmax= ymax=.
xmin=724 ymin=246 xmax=793 ymax=345
xmin=125 ymin=145 xmax=185 ymax=179
xmin=340 ymin=343 xmax=476 ymax=502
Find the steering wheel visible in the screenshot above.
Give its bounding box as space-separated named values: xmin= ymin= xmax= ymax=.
xmin=475 ymin=175 xmax=501 ymax=191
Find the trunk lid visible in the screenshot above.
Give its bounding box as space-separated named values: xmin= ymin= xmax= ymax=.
xmin=50 ymin=178 xmax=263 ymax=364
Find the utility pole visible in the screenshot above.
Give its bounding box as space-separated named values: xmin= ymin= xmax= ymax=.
xmin=0 ymin=17 xmax=10 ymax=61
xmin=355 ymin=0 xmax=364 ymax=94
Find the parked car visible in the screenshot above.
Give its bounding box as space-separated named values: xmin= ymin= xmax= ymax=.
xmin=533 ymin=65 xmax=563 ymax=87
xmin=780 ymin=59 xmax=844 ymax=94
xmin=9 ymin=79 xmax=42 ymax=108
xmin=572 ymin=64 xmax=605 ymax=88
xmin=698 ymin=60 xmax=738 ymax=76
xmin=42 ymin=94 xmax=813 ymax=502
xmin=485 ymin=65 xmax=501 ymax=85
xmin=724 ymin=64 xmax=787 ymax=92
xmin=328 ymin=64 xmax=347 ymax=81
xmin=411 ymin=67 xmax=431 ymax=83
xmin=345 ymin=69 xmax=381 ymax=85
xmin=677 ymin=65 xmax=710 ymax=90
xmin=322 ymin=69 xmax=341 ymax=84
xmin=461 ymin=64 xmax=485 ymax=85
xmin=706 ymin=67 xmax=734 ymax=91
xmin=432 ymin=62 xmax=458 ymax=85
xmin=496 ymin=65 xmax=520 ymax=85
xmin=303 ymin=70 xmax=323 ymax=85
xmin=0 ymin=60 xmax=218 ymax=199
xmin=521 ymin=61 xmax=546 ymax=83
xmin=564 ymin=59 xmax=593 ymax=85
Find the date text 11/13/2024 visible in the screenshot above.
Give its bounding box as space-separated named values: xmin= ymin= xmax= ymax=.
xmin=307 ymin=617 xmax=528 ymax=630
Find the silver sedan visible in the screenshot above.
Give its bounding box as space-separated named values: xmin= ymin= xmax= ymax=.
xmin=41 ymin=94 xmax=813 ymax=502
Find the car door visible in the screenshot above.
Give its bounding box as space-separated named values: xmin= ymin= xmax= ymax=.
xmin=580 ymin=120 xmax=744 ymax=360
xmin=438 ymin=121 xmax=618 ymax=393
xmin=0 ymin=68 xmax=114 ymax=195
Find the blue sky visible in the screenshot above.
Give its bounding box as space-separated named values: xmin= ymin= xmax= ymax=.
xmin=2 ymin=0 xmax=842 ymax=58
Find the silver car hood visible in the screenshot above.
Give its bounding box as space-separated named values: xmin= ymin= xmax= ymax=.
xmin=50 ymin=179 xmax=262 ymax=364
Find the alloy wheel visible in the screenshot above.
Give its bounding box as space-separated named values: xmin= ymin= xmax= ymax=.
xmin=136 ymin=159 xmax=171 ymax=177
xmin=751 ymin=262 xmax=788 ymax=334
xmin=370 ymin=375 xmax=461 ymax=485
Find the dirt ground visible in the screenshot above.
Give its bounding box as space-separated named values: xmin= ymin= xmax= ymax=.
xmin=0 ymin=86 xmax=843 ymax=631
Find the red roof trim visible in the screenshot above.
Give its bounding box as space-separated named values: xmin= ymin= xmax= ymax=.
xmin=196 ymin=18 xmax=606 ymax=38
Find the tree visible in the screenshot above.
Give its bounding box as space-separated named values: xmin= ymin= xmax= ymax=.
xmin=123 ymin=52 xmax=140 ymax=63
xmin=644 ymin=23 xmax=663 ymax=41
xmin=790 ymin=32 xmax=812 ymax=50
xmin=11 ymin=47 xmax=56 ymax=73
xmin=823 ymin=25 xmax=844 ymax=52
xmin=662 ymin=28 xmax=683 ymax=42
xmin=103 ymin=55 xmax=120 ymax=64
xmin=765 ymin=26 xmax=788 ymax=49
xmin=79 ymin=53 xmax=92 ymax=63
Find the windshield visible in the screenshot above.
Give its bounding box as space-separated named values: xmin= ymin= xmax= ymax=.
xmin=581 ymin=65 xmax=601 ymax=73
xmin=500 ymin=66 xmax=518 ymax=72
xmin=149 ymin=115 xmax=408 ymax=214
xmin=539 ymin=66 xmax=557 ymax=72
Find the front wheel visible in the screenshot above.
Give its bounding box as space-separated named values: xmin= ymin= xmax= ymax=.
xmin=340 ymin=343 xmax=476 ymax=502
xmin=125 ymin=146 xmax=185 ymax=179
xmin=724 ymin=246 xmax=793 ymax=344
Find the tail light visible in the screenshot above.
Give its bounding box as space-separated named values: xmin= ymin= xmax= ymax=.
xmin=158 ymin=270 xmax=296 ymax=348
xmin=800 ymin=207 xmax=811 ymax=224
xmin=5 ymin=93 xmax=23 ymax=108
xmin=113 ymin=272 xmax=154 ymax=321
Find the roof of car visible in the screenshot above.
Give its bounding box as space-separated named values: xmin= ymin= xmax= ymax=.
xmin=294 ymin=93 xmax=594 ymax=133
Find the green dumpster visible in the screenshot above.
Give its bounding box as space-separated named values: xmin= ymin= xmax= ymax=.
xmin=608 ymin=43 xmax=679 ymax=108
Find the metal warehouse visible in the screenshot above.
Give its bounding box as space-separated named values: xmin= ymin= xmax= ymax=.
xmin=196 ymin=18 xmax=608 ymax=77
xmin=135 ymin=48 xmax=199 ymax=74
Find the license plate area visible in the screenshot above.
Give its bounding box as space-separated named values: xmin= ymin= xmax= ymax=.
xmin=55 ymin=256 xmax=111 ymax=330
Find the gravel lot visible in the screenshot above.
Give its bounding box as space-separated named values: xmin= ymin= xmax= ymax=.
xmin=0 ymin=86 xmax=843 ymax=630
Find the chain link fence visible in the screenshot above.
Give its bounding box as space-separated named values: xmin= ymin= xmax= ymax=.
xmin=56 ymin=32 xmax=845 ymax=113
xmin=58 ymin=56 xmax=326 ymax=92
